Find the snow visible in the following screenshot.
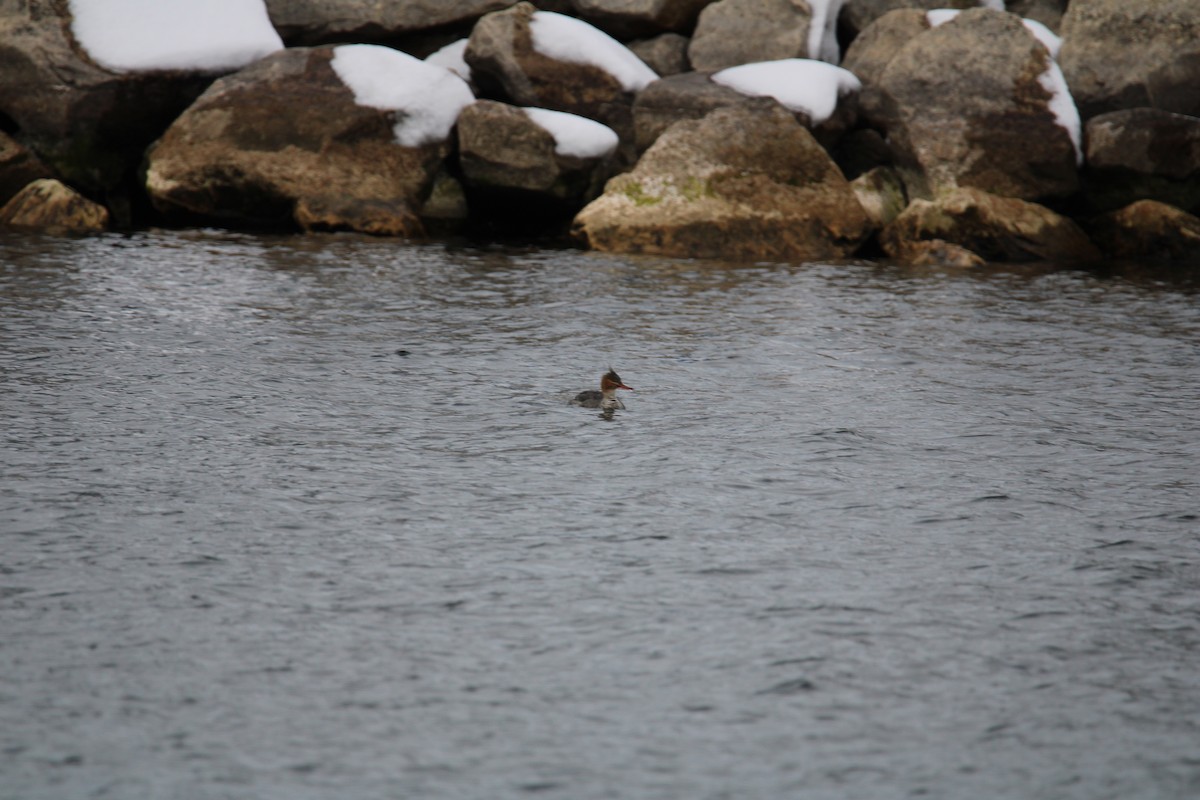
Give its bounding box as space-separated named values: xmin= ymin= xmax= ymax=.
xmin=1039 ymin=61 xmax=1083 ymax=165
xmin=1020 ymin=19 xmax=1062 ymax=58
xmin=927 ymin=9 xmax=1061 ymax=57
xmin=332 ymin=45 xmax=474 ymax=148
xmin=529 ymin=11 xmax=657 ymax=93
xmin=711 ymin=59 xmax=861 ymax=125
xmin=425 ymin=39 xmax=471 ymax=82
xmin=806 ymin=0 xmax=846 ymax=64
xmin=68 ymin=0 xmax=282 ymax=73
xmin=523 ymin=107 xmax=619 ymax=159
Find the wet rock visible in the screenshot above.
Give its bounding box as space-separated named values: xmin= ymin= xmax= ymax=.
xmin=1083 ymin=108 xmax=1200 ymax=214
xmin=851 ymin=166 xmax=906 ymax=230
xmin=1059 ymin=0 xmax=1200 ymax=119
xmin=567 ymin=0 xmax=714 ymax=39
xmin=264 ymin=0 xmax=513 ymax=45
xmin=145 ymin=47 xmax=465 ymax=235
xmin=457 ymin=100 xmax=617 ymax=201
xmin=572 ymin=103 xmax=871 ymax=261
xmin=841 ymin=9 xmax=930 ymax=128
xmin=0 ymin=131 xmax=53 ymax=206
xmin=876 ymin=8 xmax=1080 ymax=201
xmin=881 ymin=186 xmax=1099 ymax=264
xmin=839 ymin=0 xmax=982 ymax=41
xmin=0 ymin=178 xmax=109 ymax=234
xmin=627 ymin=33 xmax=691 ymax=77
xmin=0 ymin=4 xmax=247 ymax=218
xmin=464 ymin=3 xmax=657 ymax=155
xmin=688 ymin=0 xmax=841 ymax=71
xmin=891 ymin=239 xmax=987 ymax=268
xmin=1087 ymin=200 xmax=1200 ymax=262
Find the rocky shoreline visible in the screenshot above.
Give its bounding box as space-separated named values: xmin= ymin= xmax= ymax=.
xmin=1 ymin=0 xmax=1198 ymax=266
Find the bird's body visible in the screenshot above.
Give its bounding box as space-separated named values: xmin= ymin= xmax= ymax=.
xmin=572 ymin=369 xmax=633 ymax=410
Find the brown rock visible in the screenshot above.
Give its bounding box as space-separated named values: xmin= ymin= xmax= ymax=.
xmin=1083 ymin=108 xmax=1200 ymax=214
xmin=1087 ymin=200 xmax=1200 ymax=262
xmin=851 ymin=166 xmax=906 ymax=230
xmin=568 ymin=0 xmax=714 ymax=38
xmin=1005 ymin=0 xmax=1067 ymax=33
xmin=688 ymin=0 xmax=834 ymax=71
xmin=840 ymin=0 xmax=979 ymax=41
xmin=0 ymin=178 xmax=109 ymax=234
xmin=264 ymin=0 xmax=513 ymax=45
xmin=0 ymin=4 xmax=233 ymax=217
xmin=627 ymin=33 xmax=691 ymax=77
xmin=880 ymin=186 xmax=1100 ymax=263
xmin=1059 ymin=0 xmax=1200 ymax=119
xmin=464 ymin=3 xmax=656 ymax=156
xmin=145 ymin=47 xmax=458 ymax=234
xmin=572 ymin=103 xmax=871 ymax=261
xmin=457 ymin=100 xmax=617 ymax=200
xmin=877 ymin=8 xmax=1080 ymax=201
xmin=841 ymin=9 xmax=930 ymax=128
xmin=0 ymin=131 xmax=53 ymax=206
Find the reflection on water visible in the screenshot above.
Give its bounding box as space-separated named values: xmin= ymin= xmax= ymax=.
xmin=2 ymin=230 xmax=1199 ymax=799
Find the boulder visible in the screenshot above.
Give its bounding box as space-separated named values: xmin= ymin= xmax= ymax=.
xmin=1086 ymin=200 xmax=1200 ymax=262
xmin=840 ymin=9 xmax=930 ymax=128
xmin=145 ymin=46 xmax=470 ymax=235
xmin=688 ymin=0 xmax=842 ymax=71
xmin=572 ymin=103 xmax=871 ymax=261
xmin=457 ymin=100 xmax=618 ymax=200
xmin=634 ymin=62 xmax=858 ymax=153
xmin=891 ymin=239 xmax=987 ymax=268
xmin=0 ymin=178 xmax=109 ymax=234
xmin=627 ymin=33 xmax=691 ymax=77
xmin=0 ymin=131 xmax=53 ymax=206
xmin=880 ymin=186 xmax=1099 ymax=263
xmin=876 ymin=8 xmax=1080 ymax=201
xmin=263 ymin=0 xmax=513 ymax=45
xmin=464 ymin=3 xmax=657 ymax=156
xmin=1059 ymin=0 xmax=1200 ymax=119
xmin=567 ymin=0 xmax=715 ymax=39
xmin=1083 ymin=108 xmax=1200 ymax=214
xmin=839 ymin=0 xmax=985 ymax=41
xmin=0 ymin=2 xmax=272 ymax=219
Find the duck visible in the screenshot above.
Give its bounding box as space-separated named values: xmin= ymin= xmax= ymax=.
xmin=572 ymin=369 xmax=633 ymax=410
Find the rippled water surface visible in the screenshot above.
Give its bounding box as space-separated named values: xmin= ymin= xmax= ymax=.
xmin=3 ymin=231 xmax=1199 ymax=799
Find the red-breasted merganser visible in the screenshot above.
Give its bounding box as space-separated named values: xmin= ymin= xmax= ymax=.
xmin=572 ymin=369 xmax=633 ymax=410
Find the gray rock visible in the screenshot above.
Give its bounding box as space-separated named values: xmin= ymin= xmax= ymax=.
xmin=877 ymin=8 xmax=1080 ymax=201
xmin=572 ymin=103 xmax=871 ymax=261
xmin=1005 ymin=0 xmax=1067 ymax=33
xmin=851 ymin=166 xmax=906 ymax=230
xmin=145 ymin=47 xmax=457 ymax=236
xmin=881 ymin=186 xmax=1099 ymax=263
xmin=628 ymin=33 xmax=691 ymax=77
xmin=1059 ymin=0 xmax=1200 ymax=118
xmin=0 ymin=178 xmax=109 ymax=234
xmin=1083 ymin=108 xmax=1200 ymax=213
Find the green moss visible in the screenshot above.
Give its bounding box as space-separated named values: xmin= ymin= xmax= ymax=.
xmin=620 ymin=181 xmax=661 ymax=207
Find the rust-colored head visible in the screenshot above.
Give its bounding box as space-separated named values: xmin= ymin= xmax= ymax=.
xmin=601 ymin=369 xmax=633 ymax=392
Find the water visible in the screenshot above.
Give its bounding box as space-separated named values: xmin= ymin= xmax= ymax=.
xmin=2 ymin=230 xmax=1199 ymax=799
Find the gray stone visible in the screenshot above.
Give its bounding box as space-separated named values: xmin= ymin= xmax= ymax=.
xmin=264 ymin=0 xmax=512 ymax=45
xmin=628 ymin=33 xmax=690 ymax=77
xmin=567 ymin=0 xmax=714 ymax=38
xmin=1059 ymin=0 xmax=1200 ymax=118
